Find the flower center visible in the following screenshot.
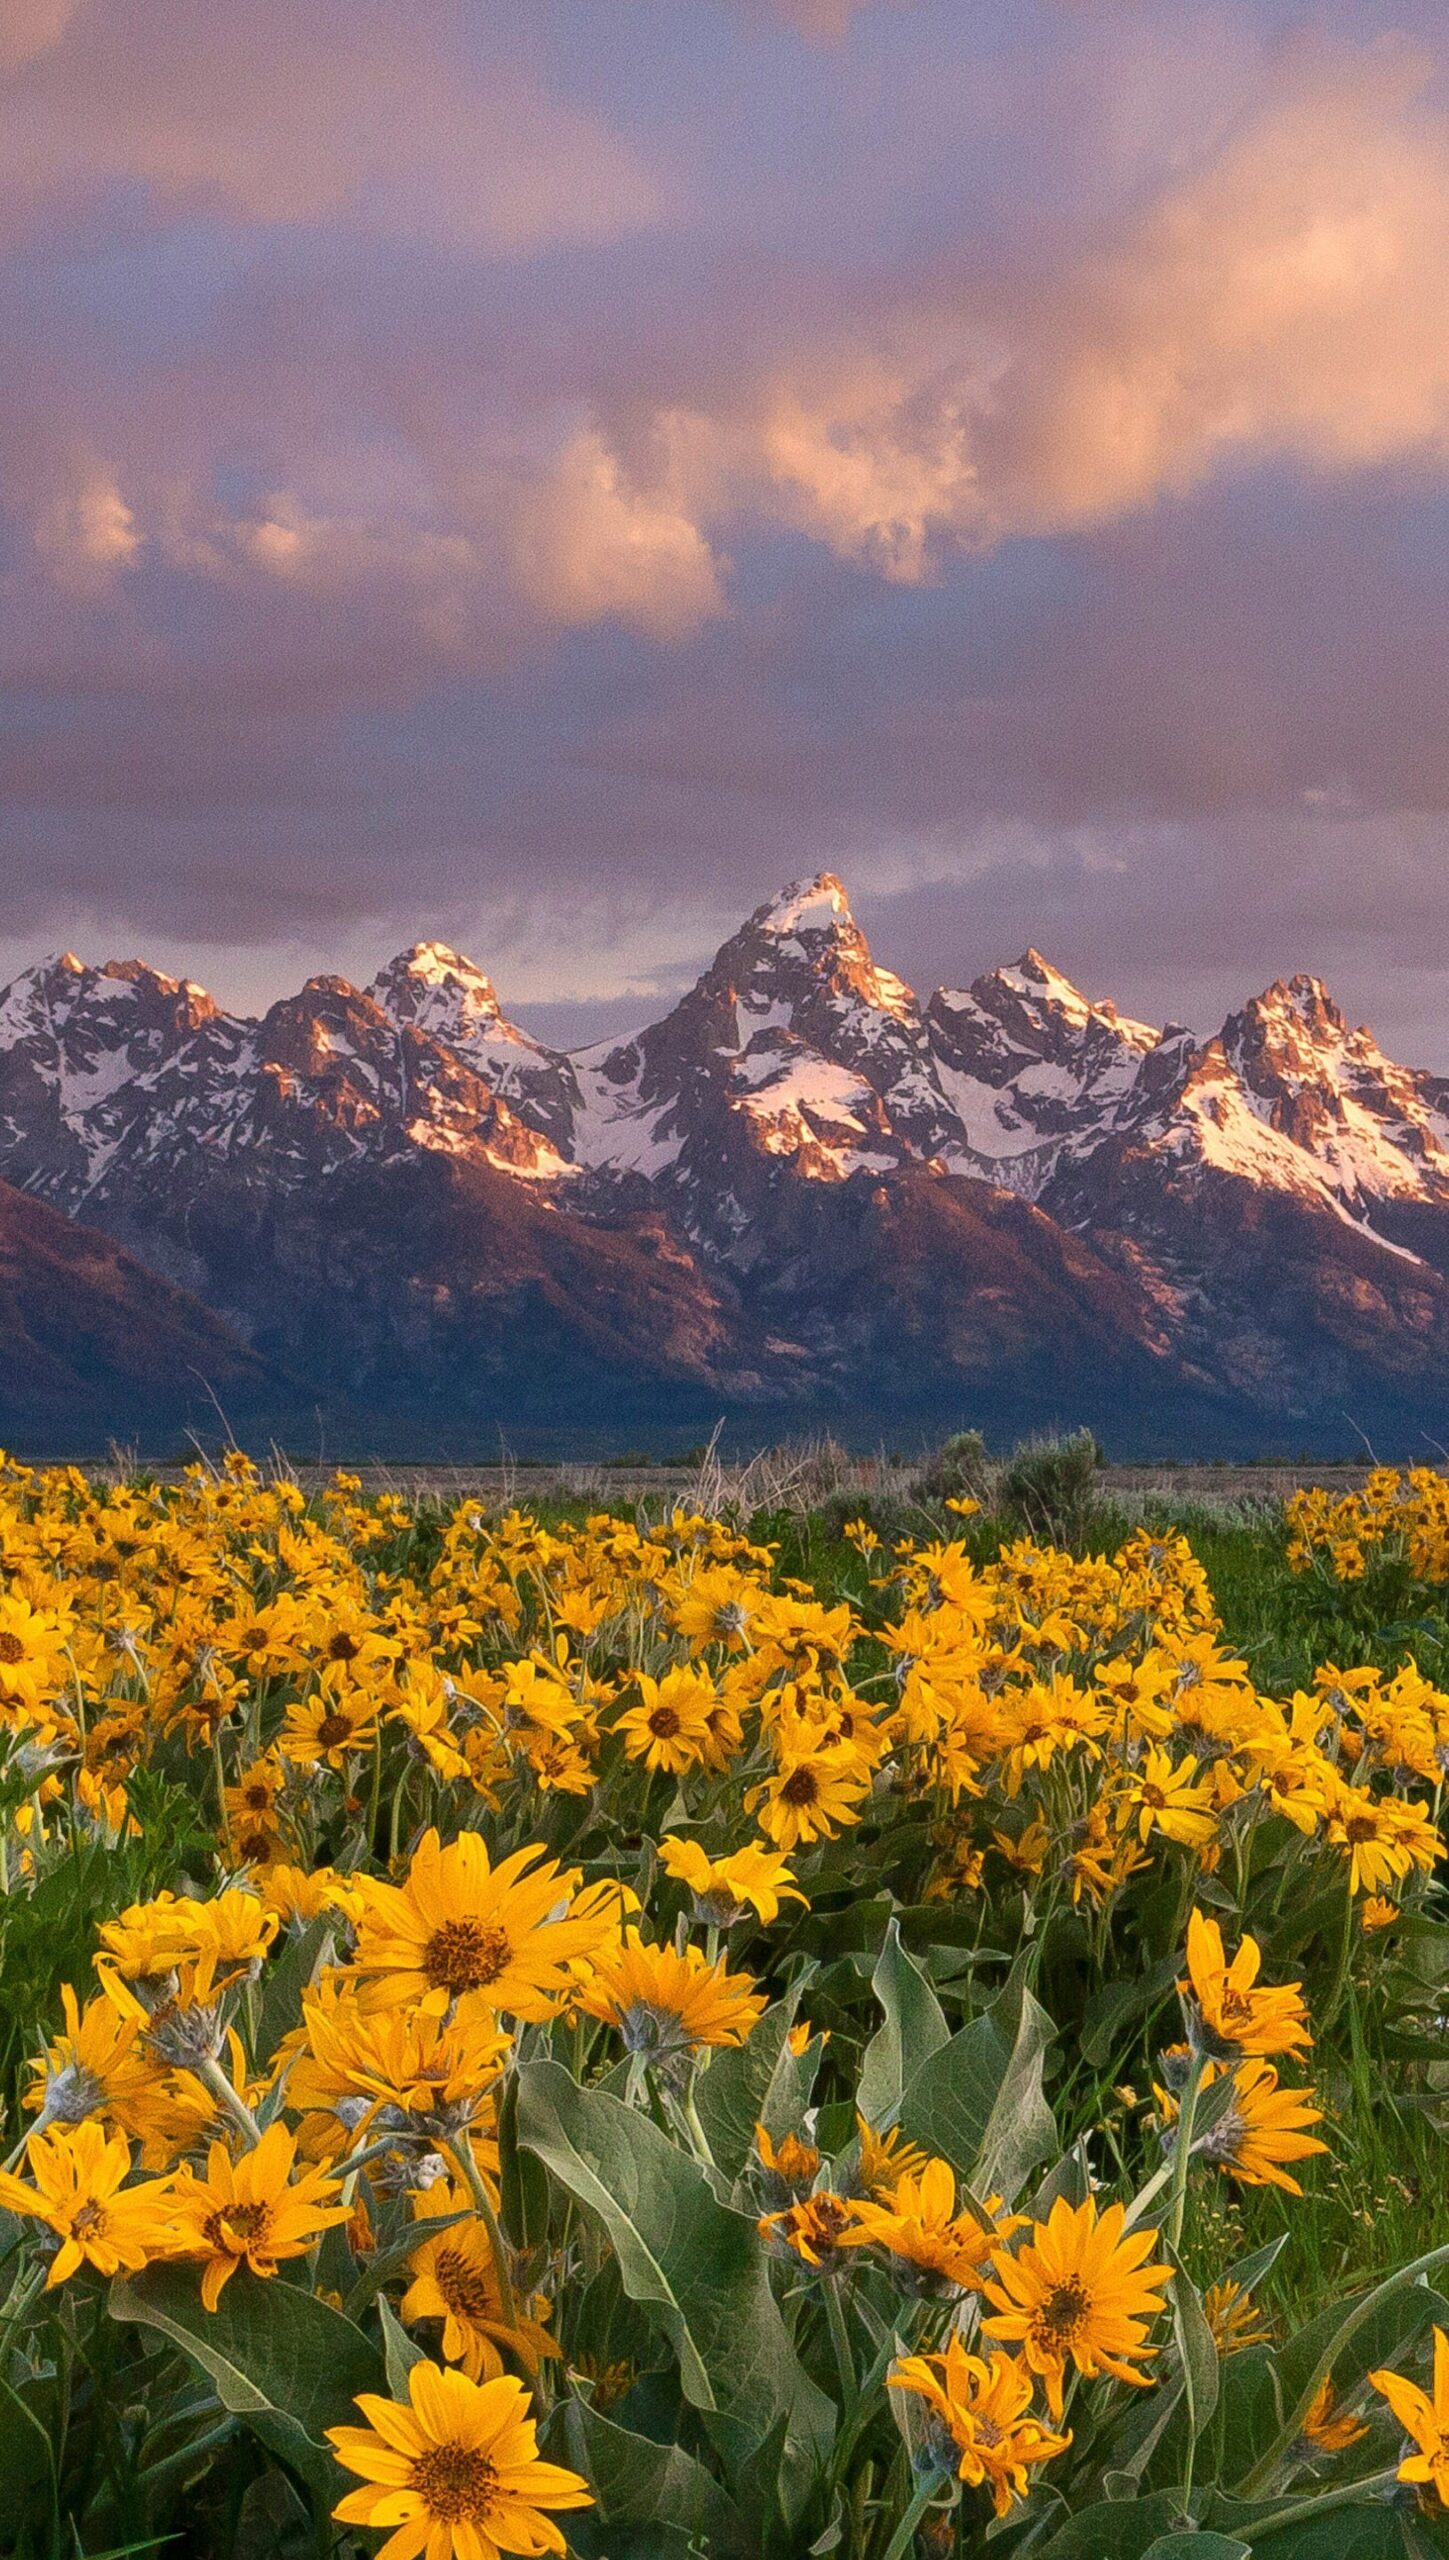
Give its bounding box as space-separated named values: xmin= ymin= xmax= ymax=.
xmin=1037 ymin=2278 xmax=1091 ymax=2343
xmin=423 ymin=1919 xmax=512 ymax=1995
xmin=327 ymin=1632 xmax=361 ymax=1662
xmin=647 ymin=1706 xmax=682 ymax=1738
xmin=433 ymin=2244 xmax=496 ymax=2321
xmin=409 ymin=2443 xmax=499 ymax=2523
xmin=207 ymin=2201 xmax=271 ymax=2251
xmin=316 ymin=1713 xmax=353 ymax=1748
xmin=71 ymin=2201 xmax=107 ymax=2239
xmin=1343 ymin=1814 xmax=1378 ymax=1844
xmin=0 ymin=1634 xmax=25 ymax=1664
xmin=781 ymin=1769 xmax=819 ymax=1806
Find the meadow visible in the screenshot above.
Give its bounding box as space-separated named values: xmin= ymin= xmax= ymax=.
xmin=4 ymin=1443 xmax=1449 ymax=2556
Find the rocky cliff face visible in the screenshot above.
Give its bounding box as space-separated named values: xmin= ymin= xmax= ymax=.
xmin=6 ymin=880 xmax=1449 ymax=1443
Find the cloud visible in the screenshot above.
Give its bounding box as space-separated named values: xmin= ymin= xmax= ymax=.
xmin=512 ymin=428 xmax=726 ymax=640
xmin=0 ymin=0 xmax=76 ymax=69
xmin=0 ymin=0 xmax=662 ymax=251
xmin=33 ymin=461 xmax=142 ymax=588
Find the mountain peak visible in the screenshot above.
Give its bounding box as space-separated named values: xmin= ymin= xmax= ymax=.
xmin=369 ymin=941 xmax=503 ymax=1032
xmin=750 ymin=873 xmax=854 ymax=941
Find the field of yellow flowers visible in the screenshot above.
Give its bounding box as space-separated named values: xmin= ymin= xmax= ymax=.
xmin=4 ymin=1453 xmax=1449 ymax=2556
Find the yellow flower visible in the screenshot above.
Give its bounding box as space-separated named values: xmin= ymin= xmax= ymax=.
xmin=327 ymin=2362 xmax=592 ymax=2560
xmin=758 ymin=2191 xmax=864 ymax=2270
xmin=1361 ymin=1895 xmax=1400 ymax=1932
xmin=353 ymin=1830 xmax=616 ymax=2023
xmin=983 ymin=2197 xmax=1173 ymax=2417
xmin=278 ymin=1677 xmax=382 ymax=1771
xmin=1300 ymin=2376 xmax=1369 ymax=2452
xmin=1372 ymin=2326 xmax=1449 ymax=2506
xmin=614 ymin=1667 xmax=719 ymax=1773
xmin=576 ymin=1931 xmax=764 ymax=2064
xmin=25 ymin=1984 xmax=213 ymax=2165
xmin=1116 ymin=1749 xmax=1218 ymax=1851
xmin=1203 ymin=2278 xmax=1272 ymax=2355
xmin=658 ymin=1837 xmax=804 ymax=1926
xmin=852 ymin=2115 xmax=930 ymax=2199
xmin=890 ymin=2337 xmax=1070 ymax=2515
xmin=0 ymin=2119 xmax=176 ymax=2286
xmin=286 ymin=1984 xmax=509 ymax=2158
xmin=747 ymin=1741 xmax=870 ymax=1850
xmin=840 ymin=2157 xmax=1024 ymax=2297
xmin=754 ymin=2123 xmax=822 ymax=2198
xmin=403 ymin=2185 xmax=558 ymax=2382
xmin=1161 ymin=2058 xmax=1326 ymax=2195
xmin=168 ymin=2122 xmax=349 ymax=2310
xmin=1181 ymin=1909 xmax=1312 ymax=2060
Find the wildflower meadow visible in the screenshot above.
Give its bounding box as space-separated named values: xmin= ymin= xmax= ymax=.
xmin=4 ymin=1450 xmax=1449 ymax=2556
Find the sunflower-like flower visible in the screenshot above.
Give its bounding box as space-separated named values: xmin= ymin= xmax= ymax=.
xmin=1372 ymin=2326 xmax=1449 ymax=2507
xmin=1158 ymin=2057 xmax=1326 ymax=2195
xmin=0 ymin=2119 xmax=177 ymax=2286
xmin=1114 ymin=1749 xmax=1218 ymax=1851
xmin=983 ymin=2197 xmax=1173 ymax=2416
xmin=402 ymin=2183 xmax=558 ymax=2382
xmin=747 ymin=1740 xmax=871 ymax=1851
xmin=758 ymin=2190 xmax=864 ymax=2271
xmin=327 ymin=2362 xmax=592 ymax=2560
xmin=168 ymin=2121 xmax=349 ymax=2309
xmin=1180 ymin=1910 xmax=1312 ymax=2060
xmin=658 ymin=1837 xmax=805 ymax=1927
xmin=285 ymin=1981 xmax=510 ymax=2158
xmin=575 ymin=1931 xmax=764 ymax=2067
xmin=352 ymin=1831 xmax=617 ymax=2023
xmin=839 ymin=2158 xmax=1024 ymax=2297
xmin=25 ymin=1983 xmax=214 ymax=2165
xmin=890 ymin=2337 xmax=1071 ymax=2516
xmin=614 ymin=1668 xmax=719 ymax=1774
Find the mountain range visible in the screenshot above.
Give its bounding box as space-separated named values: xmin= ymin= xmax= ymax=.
xmin=4 ymin=873 xmax=1449 ymax=1454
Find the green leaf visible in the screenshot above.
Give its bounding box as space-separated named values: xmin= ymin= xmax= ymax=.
xmin=897 ymin=2015 xmax=1009 ymax=2173
xmin=975 ymin=1980 xmax=1057 ymax=2201
xmin=1234 ymin=2280 xmax=1449 ymax=2495
xmin=516 ymin=2058 xmax=833 ymax=2481
xmin=1036 ymin=2491 xmax=1184 ymax=2557
xmin=857 ymin=1918 xmax=948 ymax=2125
xmin=1141 ymin=2539 xmax=1250 ymax=2560
xmin=0 ymin=2371 xmax=54 ymax=2514
xmin=693 ymin=1993 xmax=811 ymax=2183
xmin=894 ymin=1981 xmax=1055 ymax=2201
xmin=548 ymin=2397 xmax=749 ymax=2559
xmin=253 ymin=1916 xmax=334 ymax=2068
xmin=377 ymin=2296 xmax=426 ymax=2398
xmin=1170 ymin=2252 xmax=1220 ymax=2442
xmin=111 ymin=2263 xmax=386 ymax=2496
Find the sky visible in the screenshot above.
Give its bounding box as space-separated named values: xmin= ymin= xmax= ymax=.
xmin=4 ymin=0 xmax=1449 ymax=1058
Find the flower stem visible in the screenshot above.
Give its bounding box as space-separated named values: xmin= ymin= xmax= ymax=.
xmin=446 ymin=2135 xmax=518 ymax=2330
xmin=878 ymin=2471 xmax=946 ymax=2560
xmin=199 ymin=2055 xmax=263 ymax=2147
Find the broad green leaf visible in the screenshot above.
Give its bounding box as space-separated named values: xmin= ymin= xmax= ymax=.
xmin=112 ymin=2263 xmax=385 ymax=2495
xmin=253 ymin=1916 xmax=334 ymax=2068
xmin=378 ymin=2296 xmax=426 ymax=2397
xmin=0 ymin=2371 xmax=54 ymax=2512
xmin=857 ymin=1917 xmax=948 ymax=2125
xmin=1236 ymin=2277 xmax=1449 ymax=2495
xmin=1036 ymin=2491 xmax=1184 ymax=2557
xmin=1141 ymin=2539 xmax=1249 ymax=2560
xmin=1170 ymin=2252 xmax=1220 ymax=2442
xmin=975 ymin=1980 xmax=1057 ymax=2200
xmin=548 ymin=2396 xmax=749 ymax=2559
xmin=896 ymin=2012 xmax=1008 ymax=2171
xmin=516 ymin=2058 xmax=833 ymax=2480
xmin=694 ymin=1992 xmax=810 ymax=2182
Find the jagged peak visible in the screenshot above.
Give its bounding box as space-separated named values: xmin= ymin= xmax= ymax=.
xmin=748 ymin=873 xmax=854 ymax=941
xmin=369 ymin=940 xmax=503 ymax=1024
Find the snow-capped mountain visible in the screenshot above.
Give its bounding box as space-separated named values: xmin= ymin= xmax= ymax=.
xmin=6 ymin=876 xmax=1449 ymax=1445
